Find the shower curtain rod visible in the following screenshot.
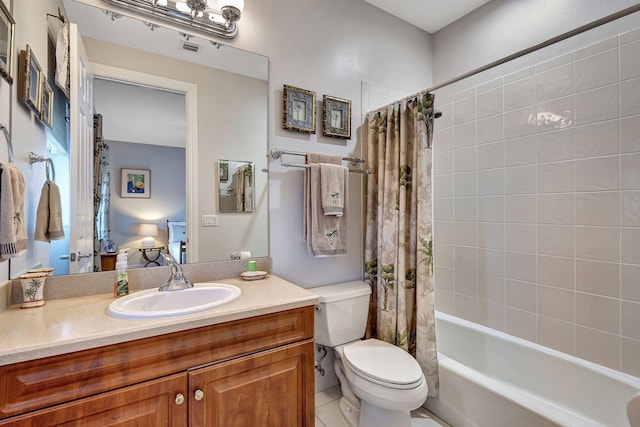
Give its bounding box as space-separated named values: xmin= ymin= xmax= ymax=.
xmin=426 ymin=3 xmax=640 ymax=93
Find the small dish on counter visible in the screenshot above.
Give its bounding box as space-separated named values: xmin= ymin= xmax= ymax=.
xmin=240 ymin=271 xmax=269 ymax=281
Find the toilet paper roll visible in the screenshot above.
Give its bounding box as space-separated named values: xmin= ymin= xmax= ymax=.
xmin=239 ymin=251 xmax=252 ymax=259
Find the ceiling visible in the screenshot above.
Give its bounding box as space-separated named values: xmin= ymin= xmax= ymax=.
xmin=362 ymin=0 xmax=492 ymax=33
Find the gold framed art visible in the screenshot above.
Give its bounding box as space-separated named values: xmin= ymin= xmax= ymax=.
xmin=40 ymin=79 xmax=54 ymax=127
xmin=0 ymin=1 xmax=15 ymax=85
xmin=18 ymin=45 xmax=43 ymax=115
xmin=322 ymin=95 xmax=351 ymax=139
xmin=283 ymin=84 xmax=316 ymax=134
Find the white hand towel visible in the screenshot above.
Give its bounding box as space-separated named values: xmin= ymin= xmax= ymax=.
xmin=320 ymin=163 xmax=347 ymax=216
xmin=0 ymin=163 xmax=27 ymax=259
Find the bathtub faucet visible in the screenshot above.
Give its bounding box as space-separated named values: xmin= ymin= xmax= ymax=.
xmin=159 ymin=250 xmax=193 ymax=291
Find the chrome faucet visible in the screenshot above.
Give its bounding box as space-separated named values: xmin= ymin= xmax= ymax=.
xmin=159 ymin=251 xmax=194 ymax=291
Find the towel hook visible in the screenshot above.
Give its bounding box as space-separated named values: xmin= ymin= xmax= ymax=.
xmin=29 ymin=152 xmax=56 ymax=182
xmin=0 ymin=123 xmax=14 ymax=163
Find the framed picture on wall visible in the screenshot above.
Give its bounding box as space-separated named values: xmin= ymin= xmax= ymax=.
xmin=282 ymin=84 xmax=316 ymax=134
xmin=121 ymin=168 xmax=151 ymax=198
xmin=40 ymin=79 xmax=54 ymax=127
xmin=18 ymin=45 xmax=43 ymax=115
xmin=322 ymin=95 xmax=351 ymax=139
xmin=0 ymin=1 xmax=15 ymax=85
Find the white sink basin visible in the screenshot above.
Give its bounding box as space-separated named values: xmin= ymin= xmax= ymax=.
xmin=107 ymin=283 xmax=241 ymax=319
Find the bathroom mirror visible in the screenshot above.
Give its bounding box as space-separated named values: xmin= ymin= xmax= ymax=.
xmin=218 ymin=160 xmax=255 ymax=213
xmin=21 ymin=0 xmax=269 ymax=276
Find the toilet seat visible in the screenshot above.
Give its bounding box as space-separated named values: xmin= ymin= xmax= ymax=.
xmin=341 ymin=339 xmax=424 ymax=390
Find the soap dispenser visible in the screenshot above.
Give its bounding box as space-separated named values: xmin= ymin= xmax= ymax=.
xmin=114 ymin=249 xmax=129 ymax=297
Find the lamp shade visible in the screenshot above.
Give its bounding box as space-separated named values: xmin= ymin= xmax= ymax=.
xmin=139 ymin=223 xmax=159 ymax=248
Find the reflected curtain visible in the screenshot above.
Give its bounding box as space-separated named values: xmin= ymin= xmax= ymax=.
xmin=93 ymin=114 xmax=110 ymax=271
xmin=363 ymin=92 xmax=439 ymax=396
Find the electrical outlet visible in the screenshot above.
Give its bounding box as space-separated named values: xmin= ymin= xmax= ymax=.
xmin=201 ymin=214 xmax=218 ymax=227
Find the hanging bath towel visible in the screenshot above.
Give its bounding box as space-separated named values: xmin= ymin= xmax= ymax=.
xmin=35 ymin=180 xmax=65 ymax=242
xmin=0 ymin=163 xmax=27 ymax=259
xmin=55 ymin=21 xmax=69 ymax=93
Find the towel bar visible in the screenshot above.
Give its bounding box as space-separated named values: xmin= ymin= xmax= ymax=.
xmin=270 ymin=147 xmax=372 ymax=174
xmin=29 ymin=152 xmax=56 ymax=181
xmin=0 ymin=123 xmax=13 ymax=163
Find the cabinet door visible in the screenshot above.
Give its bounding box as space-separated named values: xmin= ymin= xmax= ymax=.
xmin=0 ymin=374 xmax=187 ymax=427
xmin=190 ymin=340 xmax=315 ymax=427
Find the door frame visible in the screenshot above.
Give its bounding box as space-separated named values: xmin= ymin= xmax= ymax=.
xmin=91 ymin=64 xmax=198 ymax=263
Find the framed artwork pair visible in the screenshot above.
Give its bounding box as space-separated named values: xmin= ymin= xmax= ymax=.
xmin=18 ymin=45 xmax=54 ymax=127
xmin=282 ymin=84 xmax=351 ymax=140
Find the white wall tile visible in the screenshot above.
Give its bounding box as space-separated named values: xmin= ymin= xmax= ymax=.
xmin=478 ymin=169 xmax=504 ymax=196
xmin=454 ymin=87 xmax=476 ymax=101
xmin=538 ymin=193 xmax=574 ymax=225
xmin=622 ymin=153 xmax=640 ymax=190
xmin=537 ymin=255 xmax=574 ymax=290
xmin=454 ymin=96 xmax=477 ymax=125
xmin=454 ymin=197 xmax=477 ymax=221
xmin=622 ymin=338 xmax=640 ymax=377
xmin=504 ymin=106 xmax=537 ymax=139
xmin=536 ymin=96 xmax=574 ymax=133
xmin=478 ymin=301 xmax=505 ymax=331
xmin=435 ymin=103 xmax=453 ymax=131
xmin=454 ymin=293 xmax=478 ymax=322
xmin=574 ymin=84 xmax=619 ymax=125
xmin=538 ymin=225 xmax=574 ymax=257
xmin=622 ymin=227 xmax=640 ymax=265
xmin=620 ymin=27 xmax=640 ymax=45
xmin=622 ymin=301 xmax=640 ymax=340
xmin=453 ymin=122 xmax=477 ymax=149
xmin=477 ymin=141 xmax=504 ymax=170
xmin=575 ymin=191 xmax=620 ymax=226
xmin=537 ymin=128 xmax=573 ymax=163
xmin=505 ymin=223 xmax=536 ymax=253
xmin=453 ymin=147 xmax=476 ymax=172
xmin=576 ymin=293 xmax=620 ymax=334
xmin=504 ymin=76 xmax=536 ymax=111
xmin=477 ymin=222 xmax=504 ymax=250
xmin=575 ymin=156 xmax=620 ymax=192
xmin=478 ymin=248 xmax=504 ymax=277
xmin=504 ymin=66 xmax=535 ymax=84
xmin=454 ymin=245 xmax=478 ymax=272
xmin=477 ymin=87 xmax=503 ymax=119
xmin=434 ymin=244 xmax=454 ymax=268
xmin=505 ymin=252 xmax=536 ymax=283
xmin=505 ymin=195 xmax=536 ymax=223
xmin=435 ymin=289 xmax=455 ymax=313
xmin=536 ymin=63 xmax=573 ymax=103
xmin=434 ymin=151 xmax=453 ymax=176
xmin=504 ymin=308 xmax=537 ymax=342
xmin=454 ymin=221 xmax=477 ymax=247
xmin=536 ymin=53 xmax=572 ymax=74
xmin=505 ymin=135 xmax=537 ymax=167
xmin=538 ymin=161 xmax=574 ymax=193
xmin=574 ymin=36 xmax=618 ymax=60
xmin=574 ymin=120 xmax=620 ymax=159
xmin=576 ymin=259 xmax=620 ymax=298
xmin=434 ymin=266 xmax=454 ymax=291
xmin=433 ymin=198 xmax=453 ymax=221
xmin=454 ymin=172 xmax=477 ymax=197
xmin=576 ymin=326 xmax=620 ymax=370
xmin=574 ymin=48 xmax=619 ymax=93
xmin=478 ymin=274 xmax=505 ymax=304
xmin=454 ymin=269 xmax=478 ymax=297
xmin=433 ymin=127 xmax=453 ymax=152
xmin=505 ymin=279 xmax=537 ymax=312
xmin=477 ymin=114 xmax=503 ymax=145
xmin=434 ymin=220 xmax=453 ymax=244
xmin=538 ymin=286 xmax=575 ymax=322
xmin=621 ymin=116 xmax=640 ymax=154
xmin=433 ymin=175 xmax=453 ymax=198
xmin=622 ymin=191 xmax=640 ymax=227
xmin=538 ymin=317 xmax=575 ymax=354
xmin=621 ymin=77 xmax=640 ymax=117
xmin=478 ymin=196 xmax=504 ymax=222
xmin=620 ymin=40 xmax=640 ymax=81
xmin=575 ymin=226 xmax=620 ymax=263
xmin=505 ymin=165 xmax=537 ymax=195
xmin=622 ymin=264 xmax=640 ymax=303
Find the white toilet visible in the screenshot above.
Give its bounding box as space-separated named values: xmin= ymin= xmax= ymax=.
xmin=310 ymin=281 xmax=428 ymax=427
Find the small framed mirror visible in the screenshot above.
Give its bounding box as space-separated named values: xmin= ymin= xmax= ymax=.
xmin=218 ymin=160 xmax=255 ymax=213
xmin=0 ymin=1 xmax=15 ymax=85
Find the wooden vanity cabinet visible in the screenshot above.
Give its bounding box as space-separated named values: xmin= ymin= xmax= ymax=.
xmin=0 ymin=306 xmax=315 ymax=426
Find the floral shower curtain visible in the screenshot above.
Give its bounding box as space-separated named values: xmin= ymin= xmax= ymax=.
xmin=363 ymin=92 xmax=439 ymax=396
xmin=93 ymin=114 xmax=110 ymax=271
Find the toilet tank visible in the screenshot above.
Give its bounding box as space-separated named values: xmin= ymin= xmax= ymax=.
xmin=309 ymin=281 xmax=372 ymax=347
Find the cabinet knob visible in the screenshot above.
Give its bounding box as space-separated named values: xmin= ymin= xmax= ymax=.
xmin=175 ymin=393 xmax=185 ymax=405
xmin=194 ymin=389 xmax=204 ymax=401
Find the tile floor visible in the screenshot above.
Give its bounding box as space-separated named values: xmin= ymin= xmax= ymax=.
xmin=315 ymin=386 xmax=451 ymax=427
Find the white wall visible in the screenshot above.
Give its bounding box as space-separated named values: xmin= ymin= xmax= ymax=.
xmin=432 ymin=0 xmax=640 ymax=84
xmin=230 ymin=0 xmax=434 ymax=287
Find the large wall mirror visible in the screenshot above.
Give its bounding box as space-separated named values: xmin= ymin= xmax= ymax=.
xmin=33 ymin=0 xmax=269 ymax=276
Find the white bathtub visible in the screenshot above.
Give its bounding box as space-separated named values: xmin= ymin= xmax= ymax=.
xmin=426 ymin=312 xmax=640 ymax=427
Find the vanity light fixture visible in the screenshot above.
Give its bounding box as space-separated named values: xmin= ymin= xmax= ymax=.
xmin=102 ymin=0 xmax=244 ymax=39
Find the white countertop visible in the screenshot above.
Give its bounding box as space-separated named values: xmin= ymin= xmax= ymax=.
xmin=0 ymin=276 xmax=319 ymax=366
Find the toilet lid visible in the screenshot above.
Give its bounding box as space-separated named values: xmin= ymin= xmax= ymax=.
xmin=342 ymin=339 xmax=424 ymax=389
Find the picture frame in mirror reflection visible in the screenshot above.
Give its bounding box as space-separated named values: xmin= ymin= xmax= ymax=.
xmin=283 ymin=84 xmax=316 ymax=134
xmin=0 ymin=1 xmax=15 ymax=85
xmin=18 ymin=45 xmax=42 ymax=115
xmin=322 ymin=95 xmax=351 ymax=139
xmin=121 ymin=168 xmax=151 ymax=198
xmin=218 ymin=160 xmax=255 ymax=213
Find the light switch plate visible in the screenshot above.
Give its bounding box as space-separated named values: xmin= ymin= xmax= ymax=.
xmin=201 ymin=214 xmax=218 ymax=227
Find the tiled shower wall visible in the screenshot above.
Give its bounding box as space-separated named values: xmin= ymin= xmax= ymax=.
xmin=432 ymin=27 xmax=640 ymax=377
